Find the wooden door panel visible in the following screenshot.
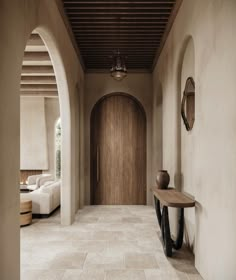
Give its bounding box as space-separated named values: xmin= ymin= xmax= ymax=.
xmin=91 ymin=94 xmax=146 ymax=205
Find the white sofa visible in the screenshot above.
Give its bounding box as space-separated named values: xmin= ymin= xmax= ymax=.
xmin=21 ymin=180 xmax=61 ymax=217
xmin=26 ymin=174 xmax=54 ymax=191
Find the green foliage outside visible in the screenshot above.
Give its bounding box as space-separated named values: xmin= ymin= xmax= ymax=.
xmin=55 ymin=119 xmax=61 ymax=179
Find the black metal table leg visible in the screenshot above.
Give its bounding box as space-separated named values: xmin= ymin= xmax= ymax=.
xmin=172 ymin=208 xmax=184 ymax=250
xmin=154 ymin=195 xmax=185 ymax=257
xmin=154 ymin=196 xmax=162 ymax=227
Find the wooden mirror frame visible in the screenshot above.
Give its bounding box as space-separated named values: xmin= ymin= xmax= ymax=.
xmin=181 ymin=77 xmax=195 ymax=131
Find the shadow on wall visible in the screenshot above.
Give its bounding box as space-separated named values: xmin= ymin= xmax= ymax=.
xmin=174 ymin=35 xmax=195 ymax=192
xmin=176 ymin=35 xmax=196 ymax=251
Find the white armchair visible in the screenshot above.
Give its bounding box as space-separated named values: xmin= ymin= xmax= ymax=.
xmin=27 ymin=174 xmax=54 ymax=191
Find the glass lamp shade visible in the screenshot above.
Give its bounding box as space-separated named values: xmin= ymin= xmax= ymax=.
xmin=111 ymin=69 xmax=127 ymax=81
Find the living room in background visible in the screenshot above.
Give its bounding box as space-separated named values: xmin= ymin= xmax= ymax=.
xmin=20 ymin=30 xmax=62 ymax=221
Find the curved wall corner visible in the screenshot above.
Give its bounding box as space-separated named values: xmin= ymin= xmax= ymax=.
xmin=179 ymin=36 xmax=196 ymax=251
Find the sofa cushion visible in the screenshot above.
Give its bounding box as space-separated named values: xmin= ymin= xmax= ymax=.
xmin=40 ymin=180 xmax=61 ymax=193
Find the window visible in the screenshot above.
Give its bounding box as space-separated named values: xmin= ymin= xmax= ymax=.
xmin=55 ymin=118 xmax=61 ymax=179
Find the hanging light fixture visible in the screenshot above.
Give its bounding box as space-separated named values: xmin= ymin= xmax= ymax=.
xmin=110 ymin=50 xmax=127 ymax=81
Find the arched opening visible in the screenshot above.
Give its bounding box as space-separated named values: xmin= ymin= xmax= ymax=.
xmin=33 ymin=27 xmax=73 ymax=226
xmin=177 ymin=36 xmax=196 ymax=251
xmin=20 ymin=30 xmax=62 ymax=221
xmin=90 ymin=93 xmax=147 ymax=205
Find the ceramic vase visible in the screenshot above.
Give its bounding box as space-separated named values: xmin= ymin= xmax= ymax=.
xmin=156 ymin=170 xmax=170 ymax=189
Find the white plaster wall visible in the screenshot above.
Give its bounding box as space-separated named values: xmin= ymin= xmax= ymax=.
xmin=84 ymin=73 xmax=153 ymax=205
xmin=180 ymin=38 xmax=195 ymax=250
xmin=20 ymin=97 xmax=48 ymax=170
xmin=20 ymin=97 xmax=60 ymax=176
xmin=44 ymin=98 xmax=60 ymax=176
xmin=0 ymin=1 xmax=84 ymax=279
xmin=153 ymin=1 xmax=236 ymax=279
xmin=151 ymin=80 xmax=163 ymax=187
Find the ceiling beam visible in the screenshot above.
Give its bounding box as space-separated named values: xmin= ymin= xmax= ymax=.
xmin=65 ymin=7 xmax=172 ymax=11
xmin=21 ymin=66 xmax=55 ymax=75
xmin=69 ymin=21 xmax=168 ymax=24
xmin=78 ymin=42 xmax=160 ymax=45
xmin=20 ymin=91 xmax=58 ymax=98
xmin=72 ymin=26 xmax=166 ymax=30
xmin=64 ymin=1 xmax=175 ymax=3
xmin=68 ymin=16 xmax=169 ymax=20
xmin=23 ymin=52 xmax=50 ymax=61
xmin=67 ymin=12 xmax=171 ymax=16
xmin=27 ymin=34 xmax=44 ymax=46
xmin=20 ymin=76 xmax=56 ymax=84
xmin=73 ymin=32 xmax=164 ymax=35
xmin=20 ymin=84 xmax=57 ymax=91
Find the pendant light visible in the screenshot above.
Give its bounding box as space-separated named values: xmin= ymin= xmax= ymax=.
xmin=110 ymin=50 xmax=127 ymax=81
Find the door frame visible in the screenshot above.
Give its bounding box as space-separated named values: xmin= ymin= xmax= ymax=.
xmin=90 ymin=92 xmax=147 ymax=205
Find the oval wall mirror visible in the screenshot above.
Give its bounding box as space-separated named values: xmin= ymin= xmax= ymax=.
xmin=181 ymin=77 xmax=195 ymax=131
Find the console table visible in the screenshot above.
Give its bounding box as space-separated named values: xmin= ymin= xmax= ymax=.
xmin=152 ymin=187 xmax=195 ymax=257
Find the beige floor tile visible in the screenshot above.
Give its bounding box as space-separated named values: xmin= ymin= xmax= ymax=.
xmin=71 ymin=240 xmax=107 ymax=253
xmin=125 ymin=253 xmax=159 ymax=269
xmin=144 ymin=269 xmax=162 ymax=280
xmin=187 ymin=274 xmax=204 ymax=280
xmin=122 ymin=217 xmax=143 ymax=223
xmin=21 ymin=206 xmax=202 ymax=280
xmin=91 ymin=230 xmax=124 ymax=240
xmin=107 ymin=240 xmax=140 ymax=254
xmin=50 ymin=252 xmax=87 ymax=269
xmin=62 ymin=269 xmax=105 ymax=280
xmin=83 ymin=252 xmax=125 ymax=270
xmin=21 ymin=269 xmax=65 ymax=280
xmin=105 ymin=269 xmax=146 ymax=280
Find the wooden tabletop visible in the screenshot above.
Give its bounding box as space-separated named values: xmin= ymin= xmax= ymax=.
xmin=152 ymin=188 xmax=195 ymax=208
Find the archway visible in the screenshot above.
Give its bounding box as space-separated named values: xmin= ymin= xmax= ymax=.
xmin=33 ymin=27 xmax=73 ymax=226
xmin=177 ymin=36 xmax=196 ymax=250
xmin=90 ymin=93 xmax=147 ymax=205
xmin=20 ymin=30 xmax=64 ymax=220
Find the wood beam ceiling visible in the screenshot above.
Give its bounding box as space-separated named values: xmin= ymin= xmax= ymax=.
xmin=62 ymin=0 xmax=181 ymax=71
xmin=20 ymin=34 xmax=58 ymax=97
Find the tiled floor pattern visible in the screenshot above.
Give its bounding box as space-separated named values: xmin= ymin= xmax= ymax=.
xmin=21 ymin=206 xmax=203 ymax=280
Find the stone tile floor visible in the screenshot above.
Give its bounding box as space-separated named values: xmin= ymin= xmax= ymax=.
xmin=21 ymin=206 xmax=203 ymax=280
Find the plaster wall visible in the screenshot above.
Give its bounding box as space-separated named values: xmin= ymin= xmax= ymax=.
xmin=20 ymin=97 xmax=60 ymax=175
xmin=0 ymin=1 xmax=84 ymax=279
xmin=20 ymin=97 xmax=48 ymax=170
xmin=153 ymin=0 xmax=236 ymax=279
xmin=84 ymin=73 xmax=153 ymax=205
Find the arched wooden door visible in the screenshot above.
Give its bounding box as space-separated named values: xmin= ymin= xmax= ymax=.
xmin=90 ymin=93 xmax=146 ymax=205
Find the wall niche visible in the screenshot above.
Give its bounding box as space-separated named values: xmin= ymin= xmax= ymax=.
xmin=181 ymin=77 xmax=195 ymax=131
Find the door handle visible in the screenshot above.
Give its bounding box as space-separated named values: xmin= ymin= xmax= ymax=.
xmin=96 ymin=146 xmax=100 ymax=183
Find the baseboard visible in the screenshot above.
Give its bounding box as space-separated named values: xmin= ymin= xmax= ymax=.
xmin=32 ymin=206 xmax=60 ymax=219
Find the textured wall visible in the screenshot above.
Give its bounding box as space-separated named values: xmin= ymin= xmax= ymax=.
xmin=20 ymin=97 xmax=48 ymax=170
xmin=152 ymin=0 xmax=236 ymax=279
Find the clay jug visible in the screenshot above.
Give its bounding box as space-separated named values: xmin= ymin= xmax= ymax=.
xmin=156 ymin=170 xmax=170 ymax=189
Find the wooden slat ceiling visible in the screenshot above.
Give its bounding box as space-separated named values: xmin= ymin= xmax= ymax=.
xmin=21 ymin=34 xmax=58 ymax=97
xmin=62 ymin=0 xmax=181 ymax=72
